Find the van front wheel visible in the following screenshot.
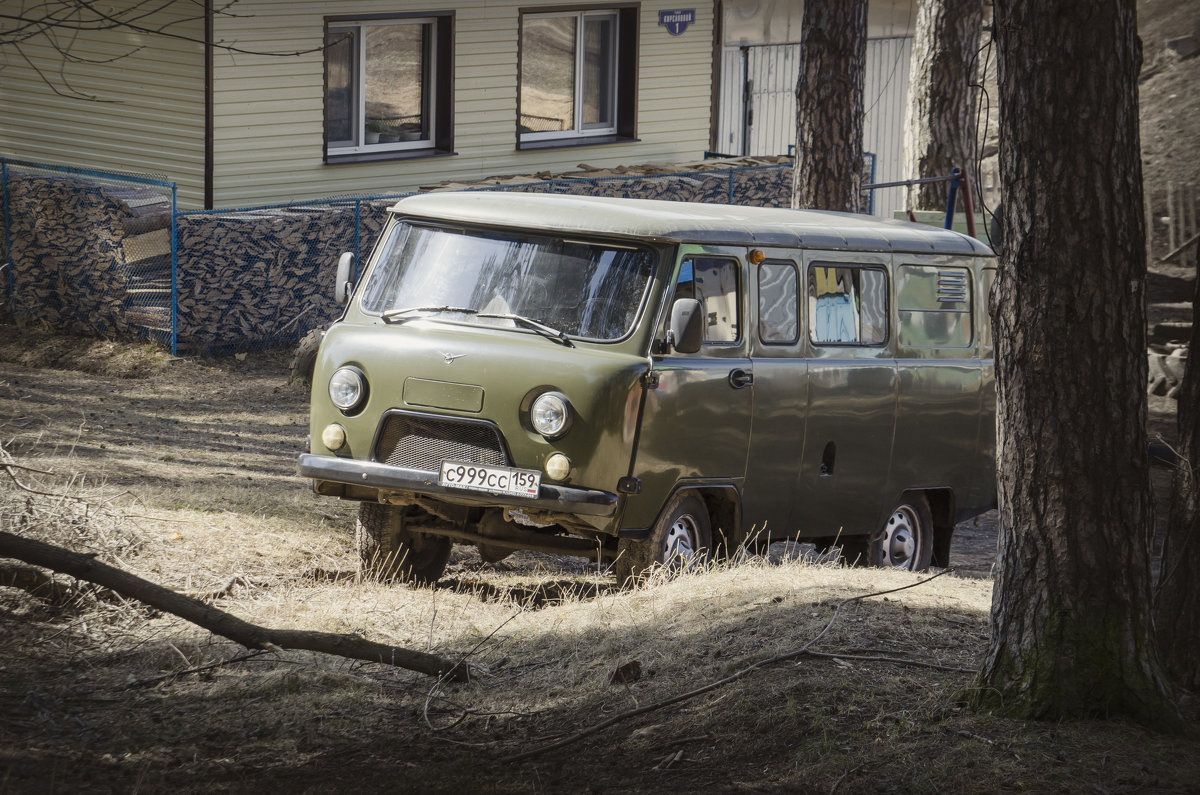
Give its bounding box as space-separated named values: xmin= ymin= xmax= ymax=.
xmin=356 ymin=502 xmax=451 ymax=585
xmin=614 ymin=492 xmax=712 ymax=584
xmin=869 ymin=496 xmax=934 ymax=571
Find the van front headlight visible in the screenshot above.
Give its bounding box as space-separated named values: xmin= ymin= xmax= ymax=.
xmin=329 ymin=366 xmax=367 ymax=413
xmin=530 ymin=391 xmax=571 ymax=439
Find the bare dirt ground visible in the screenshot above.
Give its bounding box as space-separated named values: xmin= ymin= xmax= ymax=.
xmin=0 ymin=322 xmax=1193 ymax=794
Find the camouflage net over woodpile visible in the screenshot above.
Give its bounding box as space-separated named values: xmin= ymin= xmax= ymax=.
xmin=4 ymin=173 xmax=172 ymax=343
xmin=2 ymin=157 xmax=794 ymax=354
xmin=174 ymin=203 xmax=387 ymax=353
xmin=445 ymin=156 xmax=794 ymax=207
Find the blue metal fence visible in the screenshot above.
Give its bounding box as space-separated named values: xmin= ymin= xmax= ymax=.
xmin=1 ymin=158 xmax=795 ymax=355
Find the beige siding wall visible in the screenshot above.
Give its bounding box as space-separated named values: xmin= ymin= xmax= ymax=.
xmin=212 ymin=0 xmax=714 ymax=207
xmin=0 ymin=4 xmax=205 ymax=207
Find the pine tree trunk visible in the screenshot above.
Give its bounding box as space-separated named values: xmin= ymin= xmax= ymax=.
xmin=973 ymin=0 xmax=1182 ymax=729
xmin=902 ymin=0 xmax=984 ymax=211
xmin=791 ymin=0 xmax=867 ymax=213
xmin=1156 ymin=242 xmax=1200 ymax=691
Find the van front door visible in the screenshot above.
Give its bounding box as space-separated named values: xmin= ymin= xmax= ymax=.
xmin=625 ymin=251 xmax=753 ymax=537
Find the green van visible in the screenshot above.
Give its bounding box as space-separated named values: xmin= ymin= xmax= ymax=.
xmin=298 ymin=192 xmax=997 ymax=584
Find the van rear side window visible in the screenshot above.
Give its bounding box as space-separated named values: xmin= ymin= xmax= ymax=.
xmin=808 ymin=264 xmax=887 ymax=345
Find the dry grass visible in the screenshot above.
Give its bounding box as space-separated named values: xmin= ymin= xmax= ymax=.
xmin=2 ymin=329 xmax=1198 ymax=792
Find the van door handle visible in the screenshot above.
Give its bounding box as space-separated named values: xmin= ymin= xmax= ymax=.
xmin=729 ymin=368 xmax=753 ymax=389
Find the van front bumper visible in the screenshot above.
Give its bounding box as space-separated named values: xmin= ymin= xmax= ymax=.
xmin=297 ymin=454 xmax=619 ymax=517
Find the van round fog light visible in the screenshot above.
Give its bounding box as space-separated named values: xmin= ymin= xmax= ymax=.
xmin=321 ymin=423 xmax=347 ymax=451
xmin=544 ymin=453 xmax=571 ymax=481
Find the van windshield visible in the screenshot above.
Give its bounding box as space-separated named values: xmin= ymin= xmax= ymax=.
xmin=360 ymin=222 xmax=657 ymax=342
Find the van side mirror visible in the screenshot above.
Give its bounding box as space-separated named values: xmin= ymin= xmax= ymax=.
xmin=334 ymin=252 xmax=356 ymax=306
xmin=668 ymin=298 xmax=704 ymax=353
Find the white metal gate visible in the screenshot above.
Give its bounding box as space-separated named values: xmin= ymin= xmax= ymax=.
xmin=716 ymin=38 xmax=913 ymax=220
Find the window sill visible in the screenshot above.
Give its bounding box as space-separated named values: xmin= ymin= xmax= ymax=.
xmin=325 ymin=148 xmax=458 ymax=165
xmin=517 ymin=134 xmax=640 ymax=152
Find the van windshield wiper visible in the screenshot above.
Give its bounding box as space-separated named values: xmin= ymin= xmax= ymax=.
xmin=381 ymin=305 xmax=478 ymax=323
xmin=478 ymin=312 xmax=574 ymax=347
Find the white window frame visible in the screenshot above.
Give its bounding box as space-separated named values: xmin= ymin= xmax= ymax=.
xmin=326 ymin=18 xmax=438 ymax=155
xmin=520 ymin=9 xmax=620 ymax=144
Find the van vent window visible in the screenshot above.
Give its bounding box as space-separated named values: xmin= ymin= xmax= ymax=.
xmin=807 ymin=265 xmax=888 ymax=346
xmin=936 ymin=270 xmax=969 ymax=303
xmin=896 ymin=264 xmax=974 ymax=349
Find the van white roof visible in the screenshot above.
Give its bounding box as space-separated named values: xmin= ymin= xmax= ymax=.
xmin=389 ymin=191 xmax=994 ymax=256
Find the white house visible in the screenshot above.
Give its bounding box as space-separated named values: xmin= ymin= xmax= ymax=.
xmin=1 ymin=0 xmax=915 ymax=213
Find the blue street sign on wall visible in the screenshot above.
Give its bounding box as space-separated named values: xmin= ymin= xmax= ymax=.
xmin=658 ymin=9 xmax=696 ymax=36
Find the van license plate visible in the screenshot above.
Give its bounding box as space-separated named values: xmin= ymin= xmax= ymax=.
xmin=439 ymin=461 xmax=541 ymax=498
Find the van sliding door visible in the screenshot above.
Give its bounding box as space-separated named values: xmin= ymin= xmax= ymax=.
xmin=795 ymin=260 xmax=897 ymax=540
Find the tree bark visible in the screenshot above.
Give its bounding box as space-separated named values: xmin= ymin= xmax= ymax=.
xmin=0 ymin=530 xmax=470 ymax=682
xmin=973 ymin=0 xmax=1182 ymax=729
xmin=791 ymin=0 xmax=867 ymax=213
xmin=1156 ymin=242 xmax=1200 ymax=690
xmin=902 ymin=0 xmax=984 ymax=211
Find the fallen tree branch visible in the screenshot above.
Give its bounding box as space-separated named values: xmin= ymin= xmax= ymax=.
xmin=122 ymin=650 xmax=269 ymax=690
xmin=179 ymin=574 xmax=251 ymax=601
xmin=801 ymin=649 xmax=975 ymax=673
xmin=0 ymin=530 xmax=470 ymax=681
xmin=505 ymin=570 xmax=955 ymax=763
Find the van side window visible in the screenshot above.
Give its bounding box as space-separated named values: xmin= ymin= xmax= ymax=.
xmin=758 ymin=261 xmax=799 ymax=344
xmin=807 ymin=264 xmax=888 ymax=345
xmin=677 ymin=257 xmax=740 ymax=343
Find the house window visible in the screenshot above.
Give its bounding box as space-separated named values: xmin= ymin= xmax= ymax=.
xmin=518 ymin=6 xmax=638 ymax=147
xmin=324 ymin=14 xmax=453 ymax=160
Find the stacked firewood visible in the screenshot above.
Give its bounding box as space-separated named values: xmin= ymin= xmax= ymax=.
xmin=5 ymin=174 xmax=174 ymax=342
xmin=483 ymin=162 xmax=794 ymax=208
xmin=173 ymin=202 xmax=391 ymax=351
xmin=4 ymin=161 xmax=796 ymax=352
xmin=6 ymin=175 xmax=132 ymax=335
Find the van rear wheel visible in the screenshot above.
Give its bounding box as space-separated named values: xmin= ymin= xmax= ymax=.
xmin=356 ymin=502 xmax=451 ymax=585
xmin=614 ymin=492 xmax=712 ymax=584
xmin=869 ymin=496 xmax=934 ymax=571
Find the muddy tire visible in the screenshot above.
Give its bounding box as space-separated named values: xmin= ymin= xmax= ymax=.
xmin=613 ymin=492 xmax=712 ymax=585
xmin=868 ymin=495 xmax=934 ymax=571
xmin=288 ymin=327 xmax=325 ymax=386
xmin=356 ymin=502 xmax=452 ymax=585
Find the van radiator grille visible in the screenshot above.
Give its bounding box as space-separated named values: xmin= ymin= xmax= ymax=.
xmin=374 ymin=414 xmax=509 ymax=471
